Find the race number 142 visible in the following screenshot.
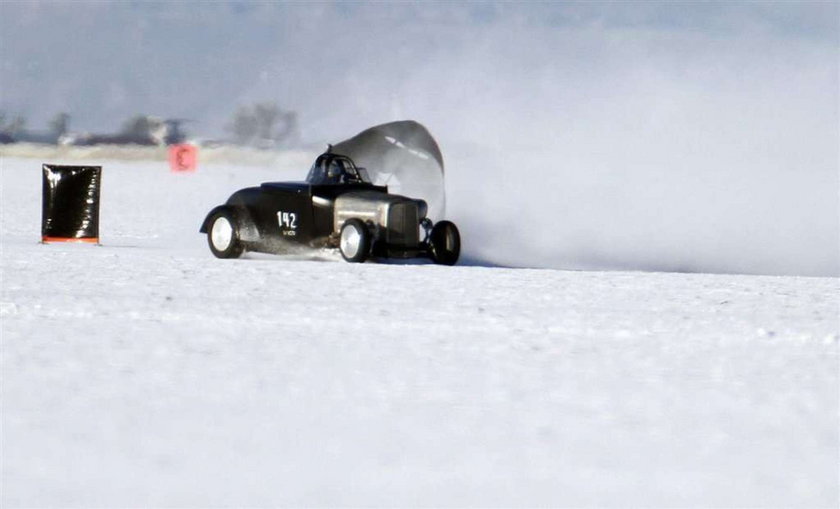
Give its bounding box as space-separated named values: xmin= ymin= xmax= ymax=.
xmin=277 ymin=211 xmax=297 ymax=235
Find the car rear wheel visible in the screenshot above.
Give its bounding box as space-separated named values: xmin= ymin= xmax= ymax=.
xmin=207 ymin=210 xmax=244 ymax=259
xmin=339 ymin=218 xmax=371 ymax=263
xmin=429 ymin=220 xmax=460 ymax=266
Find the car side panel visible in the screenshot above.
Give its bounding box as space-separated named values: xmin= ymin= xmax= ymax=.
xmin=258 ymin=185 xmax=316 ymax=244
xmin=223 ymin=185 xmax=315 ymax=252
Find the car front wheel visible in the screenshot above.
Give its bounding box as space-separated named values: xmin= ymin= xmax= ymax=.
xmin=339 ymin=218 xmax=371 ymax=263
xmin=207 ymin=210 xmax=244 ymax=259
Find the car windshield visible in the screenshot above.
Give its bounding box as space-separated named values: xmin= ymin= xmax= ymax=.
xmin=305 ymin=154 xmax=370 ymax=185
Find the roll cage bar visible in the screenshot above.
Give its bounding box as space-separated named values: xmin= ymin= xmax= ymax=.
xmin=306 ymin=153 xmax=371 ymax=185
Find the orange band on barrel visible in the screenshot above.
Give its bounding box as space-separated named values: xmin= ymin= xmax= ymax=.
xmin=42 ymin=236 xmax=99 ymax=244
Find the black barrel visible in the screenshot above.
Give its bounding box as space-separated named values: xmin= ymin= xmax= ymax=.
xmin=41 ymin=164 xmax=101 ymax=243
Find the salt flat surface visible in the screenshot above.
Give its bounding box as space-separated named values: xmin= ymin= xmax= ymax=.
xmin=1 ymin=157 xmax=838 ymax=507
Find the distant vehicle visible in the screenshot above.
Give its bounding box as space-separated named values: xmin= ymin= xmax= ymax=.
xmin=200 ymin=121 xmax=460 ymax=265
xmin=6 ymin=130 xmax=61 ymax=144
xmin=59 ymin=132 xmax=158 ymax=146
xmin=59 ymin=117 xmax=187 ymax=146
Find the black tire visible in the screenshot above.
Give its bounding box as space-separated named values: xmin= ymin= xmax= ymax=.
xmin=339 ymin=218 xmax=371 ymax=263
xmin=207 ymin=209 xmax=244 ymax=259
xmin=429 ymin=220 xmax=460 ymax=266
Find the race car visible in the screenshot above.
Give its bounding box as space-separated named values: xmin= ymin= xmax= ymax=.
xmin=199 ymin=121 xmax=460 ymax=265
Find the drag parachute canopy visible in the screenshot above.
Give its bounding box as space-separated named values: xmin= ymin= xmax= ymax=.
xmin=330 ymin=120 xmax=446 ymax=220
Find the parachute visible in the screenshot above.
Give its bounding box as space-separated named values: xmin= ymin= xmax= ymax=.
xmin=331 ymin=120 xmax=446 ymax=220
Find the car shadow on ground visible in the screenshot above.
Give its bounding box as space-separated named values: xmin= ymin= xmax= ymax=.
xmin=239 ymin=249 xmax=502 ymax=268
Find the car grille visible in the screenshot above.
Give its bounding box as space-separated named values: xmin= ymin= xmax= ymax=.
xmin=387 ymin=202 xmax=419 ymax=247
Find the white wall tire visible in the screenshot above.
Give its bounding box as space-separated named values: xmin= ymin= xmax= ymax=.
xmin=339 ymin=218 xmax=371 ymax=263
xmin=207 ymin=210 xmax=244 ymax=258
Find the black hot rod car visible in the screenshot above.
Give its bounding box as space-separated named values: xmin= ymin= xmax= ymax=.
xmin=199 ymin=121 xmax=460 ymax=265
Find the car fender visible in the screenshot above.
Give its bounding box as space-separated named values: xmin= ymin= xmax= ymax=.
xmin=199 ymin=205 xmax=260 ymax=243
